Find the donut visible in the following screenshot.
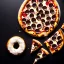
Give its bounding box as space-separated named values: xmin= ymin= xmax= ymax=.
xmin=7 ymin=36 xmax=26 ymax=55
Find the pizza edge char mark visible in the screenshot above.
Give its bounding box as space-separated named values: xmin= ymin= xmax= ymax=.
xmin=44 ymin=29 xmax=64 ymax=54
xmin=18 ymin=0 xmax=60 ymax=37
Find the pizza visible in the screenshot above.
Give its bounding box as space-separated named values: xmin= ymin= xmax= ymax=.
xmin=33 ymin=48 xmax=49 ymax=64
xmin=18 ymin=0 xmax=60 ymax=37
xmin=44 ymin=29 xmax=64 ymax=54
xmin=30 ymin=39 xmax=42 ymax=53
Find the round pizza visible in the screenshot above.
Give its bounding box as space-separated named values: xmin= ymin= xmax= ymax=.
xmin=44 ymin=29 xmax=64 ymax=54
xmin=18 ymin=0 xmax=60 ymax=37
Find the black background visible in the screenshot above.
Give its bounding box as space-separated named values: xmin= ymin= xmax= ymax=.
xmin=0 ymin=0 xmax=64 ymax=64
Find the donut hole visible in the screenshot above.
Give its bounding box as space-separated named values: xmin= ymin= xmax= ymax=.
xmin=13 ymin=42 xmax=19 ymax=49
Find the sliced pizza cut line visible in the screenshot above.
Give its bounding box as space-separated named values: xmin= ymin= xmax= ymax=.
xmin=18 ymin=0 xmax=61 ymax=37
xmin=44 ymin=29 xmax=64 ymax=54
xmin=33 ymin=48 xmax=49 ymax=64
xmin=30 ymin=39 xmax=42 ymax=53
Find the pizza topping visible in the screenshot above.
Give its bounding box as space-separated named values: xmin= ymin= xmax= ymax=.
xmin=39 ymin=3 xmax=43 ymax=7
xmin=52 ymin=44 xmax=57 ymax=49
xmin=46 ymin=1 xmax=49 ymax=5
xmin=41 ymin=19 xmax=45 ymax=23
xmin=32 ymin=18 xmax=36 ymax=22
xmin=30 ymin=13 xmax=34 ymax=18
xmin=45 ymin=10 xmax=49 ymax=14
xmin=52 ymin=36 xmax=56 ymax=40
xmin=49 ymin=3 xmax=53 ymax=7
xmin=41 ymin=14 xmax=45 ymax=17
xmin=37 ymin=24 xmax=41 ymax=28
xmin=45 ymin=21 xmax=49 ymax=25
xmin=45 ymin=27 xmax=49 ymax=31
xmin=26 ymin=20 xmax=30 ymax=24
xmin=27 ymin=26 xmax=31 ymax=30
xmin=32 ymin=3 xmax=37 ymax=7
xmin=57 ymin=40 xmax=62 ymax=45
xmin=31 ymin=24 xmax=36 ymax=28
xmin=39 ymin=10 xmax=43 ymax=14
xmin=26 ymin=4 xmax=30 ymax=8
xmin=30 ymin=9 xmax=34 ymax=13
xmin=25 ymin=10 xmax=29 ymax=13
xmin=46 ymin=16 xmax=51 ymax=20
xmin=43 ymin=6 xmax=47 ymax=10
xmin=48 ymin=41 xmax=53 ymax=45
xmin=22 ymin=18 xmax=26 ymax=22
xmin=57 ymin=36 xmax=61 ymax=40
xmin=50 ymin=9 xmax=54 ymax=14
xmin=52 ymin=15 xmax=56 ymax=19
xmin=22 ymin=12 xmax=27 ymax=17
xmin=36 ymin=16 xmax=41 ymax=20
xmin=35 ymin=29 xmax=40 ymax=33
xmin=50 ymin=21 xmax=55 ymax=25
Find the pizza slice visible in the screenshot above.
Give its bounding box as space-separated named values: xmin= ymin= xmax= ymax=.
xmin=44 ymin=29 xmax=64 ymax=54
xmin=33 ymin=48 xmax=49 ymax=64
xmin=30 ymin=39 xmax=42 ymax=53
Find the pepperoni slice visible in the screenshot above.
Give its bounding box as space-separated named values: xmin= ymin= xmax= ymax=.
xmin=50 ymin=9 xmax=54 ymax=14
xmin=37 ymin=24 xmax=41 ymax=28
xmin=41 ymin=14 xmax=45 ymax=17
xmin=52 ymin=36 xmax=56 ymax=40
xmin=31 ymin=24 xmax=36 ymax=28
xmin=35 ymin=29 xmax=40 ymax=33
xmin=45 ymin=27 xmax=49 ymax=31
xmin=45 ymin=21 xmax=49 ymax=25
xmin=39 ymin=10 xmax=43 ymax=14
xmin=52 ymin=15 xmax=56 ymax=19
xmin=52 ymin=44 xmax=57 ymax=49
xmin=45 ymin=10 xmax=49 ymax=14
xmin=30 ymin=9 xmax=34 ymax=13
xmin=41 ymin=19 xmax=45 ymax=23
xmin=57 ymin=36 xmax=61 ymax=40
xmin=36 ymin=16 xmax=41 ymax=20
xmin=46 ymin=16 xmax=51 ymax=20
xmin=27 ymin=26 xmax=31 ymax=30
xmin=26 ymin=20 xmax=30 ymax=24
xmin=43 ymin=6 xmax=47 ymax=10
xmin=49 ymin=3 xmax=53 ymax=7
xmin=22 ymin=18 xmax=26 ymax=22
xmin=50 ymin=21 xmax=55 ymax=25
xmin=30 ymin=13 xmax=34 ymax=18
xmin=25 ymin=10 xmax=29 ymax=13
xmin=32 ymin=18 xmax=36 ymax=22
xmin=57 ymin=40 xmax=62 ymax=45
xmin=32 ymin=3 xmax=37 ymax=7
xmin=26 ymin=4 xmax=30 ymax=8
xmin=48 ymin=41 xmax=53 ymax=45
xmin=39 ymin=3 xmax=43 ymax=7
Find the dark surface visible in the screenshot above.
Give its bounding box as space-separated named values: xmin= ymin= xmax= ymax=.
xmin=0 ymin=0 xmax=64 ymax=64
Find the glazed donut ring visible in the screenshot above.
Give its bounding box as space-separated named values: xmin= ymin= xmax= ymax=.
xmin=7 ymin=36 xmax=26 ymax=55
